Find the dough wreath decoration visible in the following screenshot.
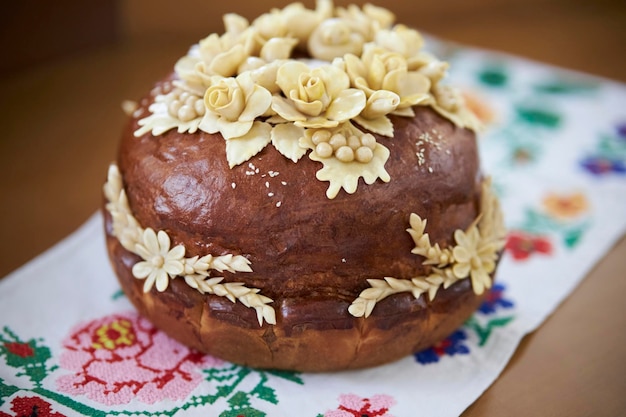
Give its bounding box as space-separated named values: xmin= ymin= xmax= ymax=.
xmin=133 ymin=0 xmax=480 ymax=199
xmin=349 ymin=178 xmax=507 ymax=317
xmin=103 ymin=164 xmax=277 ymax=326
xmin=104 ymin=162 xmax=504 ymax=325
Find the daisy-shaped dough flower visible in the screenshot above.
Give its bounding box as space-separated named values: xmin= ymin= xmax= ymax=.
xmin=343 ymin=44 xmax=431 ymax=117
xmin=272 ymin=61 xmax=366 ymax=129
xmin=451 ymin=225 xmax=498 ymax=295
xmin=200 ymin=71 xmax=272 ymax=139
xmin=132 ymin=228 xmax=185 ymax=293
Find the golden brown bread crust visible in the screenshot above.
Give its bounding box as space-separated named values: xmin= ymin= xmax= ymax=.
xmin=104 ymin=81 xmax=489 ymax=371
xmin=106 ymin=213 xmax=488 ymax=371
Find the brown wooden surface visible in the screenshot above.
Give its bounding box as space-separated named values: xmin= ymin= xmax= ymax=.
xmin=1 ymin=1 xmax=625 ymax=415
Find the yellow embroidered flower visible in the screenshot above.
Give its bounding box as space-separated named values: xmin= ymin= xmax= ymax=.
xmin=343 ymin=44 xmax=430 ymax=115
xmin=199 ymin=71 xmax=272 ymax=140
xmin=307 ymin=18 xmax=365 ymax=61
xmin=451 ymin=226 xmax=497 ymax=295
xmin=542 ymin=192 xmax=589 ymax=220
xmin=272 ymin=61 xmax=366 ymax=129
xmin=92 ymin=319 xmax=135 ymax=350
xmin=132 ymin=228 xmax=185 ymax=293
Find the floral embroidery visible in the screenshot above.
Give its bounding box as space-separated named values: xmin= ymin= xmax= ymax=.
xmin=513 ymin=191 xmax=591 ymax=250
xmin=321 ymin=393 xmax=396 ymax=417
xmin=541 ymin=192 xmax=589 ymax=220
xmin=0 ymin=327 xmax=55 ymax=388
xmin=478 ymin=283 xmax=514 ymax=314
xmin=0 ymin=324 xmax=303 ymax=416
xmin=580 ymin=123 xmax=626 ymax=176
xmin=414 ymin=282 xmax=516 ymax=365
xmin=414 ymin=330 xmax=470 ymax=364
xmin=0 ymin=396 xmax=66 ymax=417
xmin=3 ymin=341 xmax=34 ymax=358
xmin=580 ymin=156 xmax=626 ymax=175
xmin=616 ymin=122 xmax=626 ymax=138
xmin=55 ymin=312 xmax=221 ymax=406
xmin=505 ymin=231 xmax=553 ymax=261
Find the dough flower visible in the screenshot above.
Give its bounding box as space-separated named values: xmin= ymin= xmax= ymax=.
xmin=451 ymin=226 xmax=497 ymax=295
xmin=343 ymin=44 xmax=431 ymax=115
xmin=374 ymin=24 xmax=424 ymax=61
xmin=272 ymin=61 xmax=366 ymax=129
xmin=307 ymin=18 xmax=365 ymax=61
xmin=200 ymin=72 xmax=272 ymax=140
xmin=132 ymin=228 xmax=185 ymax=293
xmin=174 ymin=31 xmax=251 ymax=86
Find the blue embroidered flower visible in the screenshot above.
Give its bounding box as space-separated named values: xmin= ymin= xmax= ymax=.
xmin=615 ymin=122 xmax=626 ymax=139
xmin=414 ymin=330 xmax=470 ymax=364
xmin=478 ymin=283 xmax=514 ymax=315
xmin=580 ymin=155 xmax=626 ymax=175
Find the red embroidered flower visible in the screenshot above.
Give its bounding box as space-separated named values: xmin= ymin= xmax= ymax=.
xmin=324 ymin=393 xmax=396 ymax=417
xmin=505 ymin=231 xmax=553 ymax=261
xmin=0 ymin=396 xmax=66 ymax=417
xmin=55 ymin=311 xmax=222 ymax=406
xmin=3 ymin=342 xmax=34 ymax=358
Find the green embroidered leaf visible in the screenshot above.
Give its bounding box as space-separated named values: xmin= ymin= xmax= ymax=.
xmin=534 ymin=79 xmax=598 ymax=94
xmin=563 ymin=226 xmax=586 ymax=248
xmin=266 ymin=369 xmax=304 ymax=385
xmin=478 ymin=66 xmax=508 ymax=87
xmin=220 ymin=407 xmax=266 ymax=417
xmin=515 ymin=107 xmax=561 ymax=128
xmin=204 ymin=364 xmax=246 ymax=382
xmin=597 ymin=134 xmax=626 ymax=158
xmin=111 ymin=288 xmax=126 ymax=300
xmin=251 ymin=383 xmax=278 ymax=404
xmin=465 ymin=316 xmax=515 ymax=346
xmin=0 ymin=329 xmax=54 ymax=385
xmin=522 ymin=208 xmax=558 ymax=234
xmin=220 ymin=391 xmax=267 ymax=417
xmin=33 ymin=387 xmax=109 ymax=417
xmin=228 ymin=390 xmax=252 ymax=408
xmin=1 ymin=378 xmax=19 ymax=405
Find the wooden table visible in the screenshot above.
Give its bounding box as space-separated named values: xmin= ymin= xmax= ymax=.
xmin=1 ymin=1 xmax=625 ymax=415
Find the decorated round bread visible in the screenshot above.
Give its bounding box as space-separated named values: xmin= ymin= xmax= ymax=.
xmin=103 ymin=0 xmax=506 ymax=372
